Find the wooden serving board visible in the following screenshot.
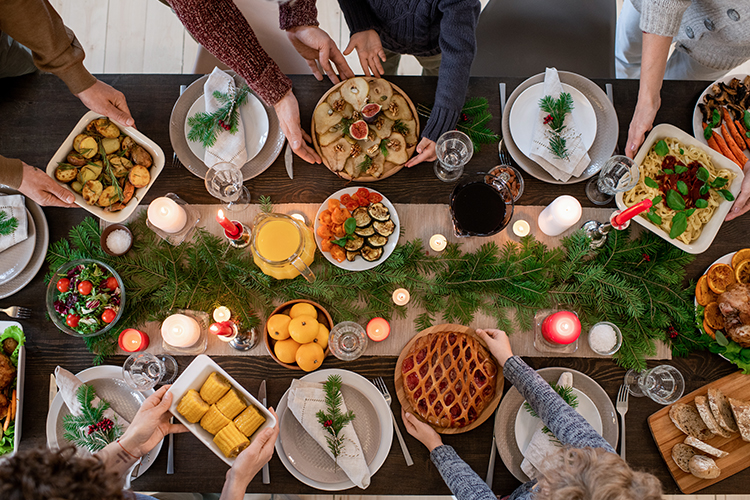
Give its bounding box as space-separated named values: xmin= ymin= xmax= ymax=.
xmin=648 ymin=371 xmax=750 ymax=493
xmin=394 ymin=323 xmax=504 ymax=435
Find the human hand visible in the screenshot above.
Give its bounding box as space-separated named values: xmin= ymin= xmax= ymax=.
xmin=625 ymin=95 xmax=660 ymax=158
xmin=274 ymin=90 xmax=321 ymax=164
xmin=401 ymin=408 xmax=442 ymax=452
xmin=18 ymin=162 xmax=76 ymax=207
xmin=475 ymin=328 xmax=513 ymax=367
xmin=119 ymin=385 xmax=188 ymax=457
xmin=75 ymin=80 xmax=134 ymax=128
xmin=726 ymin=161 xmax=750 ymax=221
xmin=225 ymin=408 xmax=279 ymax=489
xmin=286 ymin=26 xmax=354 ymax=84
xmin=343 ymin=30 xmax=386 ymax=78
xmin=404 ymin=137 xmax=436 ymax=167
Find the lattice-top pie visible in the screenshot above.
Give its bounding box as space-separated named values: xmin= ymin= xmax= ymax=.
xmin=401 ymin=331 xmax=497 ymax=428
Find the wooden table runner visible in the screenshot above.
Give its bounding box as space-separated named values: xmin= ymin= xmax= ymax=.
xmin=105 ymin=203 xmax=670 ymax=360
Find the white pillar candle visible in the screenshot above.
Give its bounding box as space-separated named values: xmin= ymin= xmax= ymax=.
xmin=429 ymin=234 xmax=447 ymax=252
xmin=148 ymin=197 xmax=187 ymax=233
xmin=537 ymin=195 xmax=582 ymax=236
xmin=161 ymin=313 xmax=200 ymax=347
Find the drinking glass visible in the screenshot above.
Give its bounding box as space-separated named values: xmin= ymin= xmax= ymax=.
xmin=585 ymin=155 xmax=640 ymax=204
xmin=328 ymin=321 xmax=368 ymax=361
xmin=204 ymin=162 xmax=250 ymax=212
xmin=624 ymin=365 xmax=684 ymax=404
xmin=122 ymin=352 xmax=178 ymax=391
xmin=434 ymin=131 xmax=473 ymax=182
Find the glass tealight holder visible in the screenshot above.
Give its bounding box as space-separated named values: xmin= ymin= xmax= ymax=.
xmin=328 ymin=321 xmax=368 ymax=361
xmin=160 ymin=309 xmax=209 ymax=356
xmin=533 ymin=309 xmax=579 ymax=354
xmin=146 ymin=193 xmax=201 ymax=246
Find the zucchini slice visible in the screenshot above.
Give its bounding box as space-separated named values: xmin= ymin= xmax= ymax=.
xmin=355 ymin=224 xmax=376 ymax=237
xmin=367 ymin=202 xmax=390 ymax=221
xmin=368 ymin=235 xmax=388 ymax=248
xmin=360 ymin=246 xmax=384 ymax=262
xmin=344 ymin=236 xmax=365 ymax=252
xmin=352 ymin=206 xmax=372 ymax=227
xmin=346 ymin=251 xmax=359 ymax=262
xmin=373 ymin=219 xmax=395 ymax=237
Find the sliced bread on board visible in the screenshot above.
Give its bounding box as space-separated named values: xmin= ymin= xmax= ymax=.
xmin=672 ymin=443 xmax=696 ymax=473
xmin=684 ymin=436 xmax=729 ymax=458
xmin=670 ymin=403 xmax=716 ymax=441
xmin=729 ymin=397 xmax=750 ymax=442
xmin=695 ymin=394 xmax=732 ymax=438
xmin=708 ymin=388 xmax=739 ymax=434
xmin=689 ymin=455 xmax=721 ymax=479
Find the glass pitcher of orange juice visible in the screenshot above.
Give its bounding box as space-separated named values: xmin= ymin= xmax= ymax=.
xmin=250 ymin=212 xmax=315 ymax=282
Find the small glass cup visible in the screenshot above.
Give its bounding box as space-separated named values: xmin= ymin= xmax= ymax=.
xmin=624 ymin=364 xmax=685 ymax=404
xmin=585 ymin=156 xmax=640 ymax=205
xmin=122 ymin=352 xmax=178 ymax=391
xmin=328 ymin=321 xmax=368 ymax=361
xmin=434 ymin=130 xmax=473 ymax=182
xmin=587 ymin=321 xmax=622 ymax=355
xmin=204 ymin=162 xmax=250 ymax=212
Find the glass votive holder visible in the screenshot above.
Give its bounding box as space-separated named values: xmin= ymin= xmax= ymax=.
xmin=146 ymin=193 xmax=201 ymax=246
xmin=328 ymin=321 xmax=368 ymax=361
xmin=588 ymin=321 xmax=622 ymax=355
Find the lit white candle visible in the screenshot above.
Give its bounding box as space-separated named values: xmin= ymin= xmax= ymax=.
xmin=429 ymin=234 xmax=447 ymax=252
xmin=213 ymin=306 xmax=232 ymax=323
xmin=537 ymin=195 xmax=582 ymax=236
xmin=512 ymin=220 xmax=530 ymax=237
xmin=392 ymin=288 xmax=410 ymax=306
xmin=148 ymin=197 xmax=187 ymax=233
xmin=161 ymin=313 xmax=200 ymax=348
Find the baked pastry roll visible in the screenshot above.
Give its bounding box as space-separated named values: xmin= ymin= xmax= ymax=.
xmin=176 ymin=389 xmax=209 ymax=423
xmin=214 ymin=422 xmax=250 ymax=458
xmin=216 ymin=389 xmax=247 ymax=420
xmin=200 ymin=404 xmax=231 ymax=435
xmin=234 ymin=405 xmax=266 ymax=437
xmin=200 ymin=372 xmax=232 ymax=404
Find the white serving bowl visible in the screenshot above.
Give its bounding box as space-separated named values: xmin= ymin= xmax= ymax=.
xmin=46 ymin=111 xmax=165 ymax=223
xmin=615 ymin=123 xmax=744 ymax=254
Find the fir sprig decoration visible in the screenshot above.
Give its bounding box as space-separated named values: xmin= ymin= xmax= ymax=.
xmin=0 ymin=210 xmax=18 ymax=236
xmin=62 ymin=385 xmax=123 ymax=453
xmin=523 ymin=382 xmax=578 ymax=437
xmin=418 ymin=97 xmax=499 ymax=153
xmin=539 ymin=93 xmax=574 ymax=160
xmin=187 ymin=85 xmax=251 ymax=148
xmin=315 ymin=375 xmax=356 ymax=461
xmin=259 ymin=195 xmax=273 ymax=214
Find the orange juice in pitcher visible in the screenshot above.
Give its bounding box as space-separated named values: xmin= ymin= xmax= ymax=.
xmin=251 ymin=213 xmax=315 ymax=281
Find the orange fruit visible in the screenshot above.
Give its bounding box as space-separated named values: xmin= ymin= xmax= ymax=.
xmin=707 ymin=263 xmax=736 ymax=294
xmin=703 ymin=316 xmax=716 ymax=339
xmin=289 ymin=302 xmax=317 ymax=320
xmin=274 ymin=338 xmax=301 ymax=364
xmin=704 ymin=302 xmax=725 ymax=330
xmin=267 ymin=314 xmax=291 ymax=341
xmin=735 ymin=259 xmax=750 ymax=284
xmin=296 ymin=342 xmax=325 ymax=372
xmin=731 ymin=248 xmax=750 ymax=269
xmin=314 ymin=323 xmax=329 ymax=350
xmin=695 ymin=274 xmax=718 ymax=306
xmin=288 ymin=315 xmax=319 ymax=344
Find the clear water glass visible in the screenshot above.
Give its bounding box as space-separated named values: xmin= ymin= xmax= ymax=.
xmin=597 ymin=155 xmax=639 ymax=195
xmin=204 ymin=162 xmax=250 ymax=211
xmin=122 ymin=352 xmax=178 ymax=391
xmin=434 ymin=131 xmax=473 ymax=182
xmin=328 ymin=321 xmax=368 ymax=361
xmin=624 ymin=365 xmax=684 ymax=404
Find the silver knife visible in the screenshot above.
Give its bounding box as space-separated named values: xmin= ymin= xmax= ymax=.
xmin=284 ymin=143 xmax=294 ymax=179
xmin=49 ymin=373 xmax=57 ymax=410
xmin=259 ymin=380 xmax=270 ymax=484
xmin=485 ymin=421 xmax=497 ymax=488
xmin=167 ymin=416 xmax=175 ymax=474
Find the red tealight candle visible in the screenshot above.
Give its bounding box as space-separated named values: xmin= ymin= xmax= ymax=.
xmin=216 ymin=209 xmax=241 ymax=238
xmin=366 ymin=317 xmax=390 ymax=342
xmin=210 ymin=321 xmax=235 ymax=337
xmin=541 ymin=311 xmax=581 ymax=345
xmin=118 ymin=328 xmax=149 ymax=352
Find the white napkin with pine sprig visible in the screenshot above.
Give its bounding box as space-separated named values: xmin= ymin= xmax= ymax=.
xmin=0 ymin=194 xmax=27 ymax=253
xmin=203 ymin=67 xmax=248 ymax=169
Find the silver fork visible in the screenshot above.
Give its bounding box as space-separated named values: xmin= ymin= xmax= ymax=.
xmin=372 ymin=377 xmax=413 ymax=466
xmin=0 ymin=306 xmax=31 ymax=319
xmin=616 ymin=384 xmax=629 ymax=461
xmin=498 ymin=139 xmax=514 ymax=166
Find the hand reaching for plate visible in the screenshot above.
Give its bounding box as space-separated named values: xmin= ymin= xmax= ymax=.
xmin=404 ymin=137 xmax=436 ymax=168
xmin=726 ymin=161 xmax=750 ymax=221
xmin=119 ymin=385 xmax=188 ymax=458
xmin=286 ymin=26 xmax=354 ymax=84
xmin=401 ymin=408 xmax=443 ymax=452
xmin=344 ymin=29 xmax=386 ymax=78
xmin=274 ymin=90 xmax=321 ymax=164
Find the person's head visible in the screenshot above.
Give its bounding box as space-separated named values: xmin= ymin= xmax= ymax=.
xmin=0 ymin=446 xmax=125 ymax=500
xmin=534 ymin=447 xmax=662 ymax=500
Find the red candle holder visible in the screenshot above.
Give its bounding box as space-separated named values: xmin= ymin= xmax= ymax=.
xmin=118 ymin=328 xmax=149 ymax=352
xmin=534 ymin=309 xmax=580 ymax=353
xmin=210 ymin=321 xmax=236 ymax=338
xmin=366 ymin=317 xmax=391 ymax=342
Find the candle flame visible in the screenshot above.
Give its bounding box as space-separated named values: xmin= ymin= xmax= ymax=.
xmin=218 ymin=209 xmax=225 ymax=220
xmin=172 ymin=325 xmax=183 ymax=336
xmin=160 ymin=206 xmax=169 ymax=216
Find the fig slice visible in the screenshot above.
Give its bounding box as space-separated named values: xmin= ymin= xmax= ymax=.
xmin=362 ymin=103 xmax=382 ymax=123
xmin=349 ymin=119 xmax=368 ymax=141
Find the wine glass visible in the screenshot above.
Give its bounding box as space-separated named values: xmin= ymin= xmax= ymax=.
xmin=434 ymin=131 xmax=473 ymax=182
xmin=122 ymin=352 xmax=178 ymax=391
xmin=204 ymin=162 xmax=250 ymax=212
xmin=585 ymin=155 xmax=640 ymax=205
xmin=624 ymin=365 xmax=684 ymax=404
xmin=328 ymin=321 xmax=368 ymax=361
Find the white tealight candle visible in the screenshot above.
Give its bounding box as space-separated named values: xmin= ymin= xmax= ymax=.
xmin=392 ymin=288 xmax=410 ymax=306
xmin=148 ymin=197 xmax=187 ymax=234
xmin=213 ymin=306 xmax=231 ymax=323
xmin=429 ymin=234 xmax=447 ymax=252
xmin=161 ymin=313 xmax=200 ymax=348
xmin=537 ymin=195 xmax=582 ymax=236
xmin=512 ymin=220 xmax=530 ymax=237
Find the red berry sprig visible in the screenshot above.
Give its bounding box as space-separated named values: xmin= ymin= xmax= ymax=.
xmin=543 ymin=114 xmax=554 ymax=125
xmin=667 ymin=326 xmax=679 ymax=339
xmin=218 ymin=119 xmax=231 ymax=131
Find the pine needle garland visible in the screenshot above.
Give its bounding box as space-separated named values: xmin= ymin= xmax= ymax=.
xmin=418 ymin=97 xmax=499 ymax=153
xmin=539 ymin=93 xmax=574 ymax=160
xmin=0 ymin=210 xmax=18 ymax=236
xmin=187 ymin=85 xmax=251 ymax=148
xmin=62 ymin=385 xmax=123 ymax=453
xmin=315 ymin=375 xmax=355 ymax=461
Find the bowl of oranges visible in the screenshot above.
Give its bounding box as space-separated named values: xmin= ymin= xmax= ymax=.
xmin=264 ymin=300 xmax=333 ymax=371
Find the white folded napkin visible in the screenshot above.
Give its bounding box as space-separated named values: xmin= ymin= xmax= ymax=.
xmin=55 ymin=366 xmax=130 ymax=434
xmin=0 ymin=195 xmax=28 ymax=253
xmin=287 ymin=379 xmax=371 ymax=489
xmin=520 ymin=371 xmax=573 ymax=479
xmin=529 ymin=68 xmax=591 ymax=182
xmin=203 ymin=67 xmax=248 ymax=169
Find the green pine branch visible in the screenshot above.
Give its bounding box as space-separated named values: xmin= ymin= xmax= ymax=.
xmin=0 ymin=210 xmax=18 ymax=236
xmin=315 ymin=375 xmax=355 ymax=461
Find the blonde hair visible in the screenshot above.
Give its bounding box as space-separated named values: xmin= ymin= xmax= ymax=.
xmin=533 ymin=447 xmax=662 ymax=500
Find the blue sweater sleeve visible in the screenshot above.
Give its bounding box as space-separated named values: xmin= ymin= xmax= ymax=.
xmin=504 ymin=356 xmax=615 ymax=453
xmin=430 ymin=445 xmax=497 ymax=500
xmin=337 ymin=0 xmax=378 ymax=35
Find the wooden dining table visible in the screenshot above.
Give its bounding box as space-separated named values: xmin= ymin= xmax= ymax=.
xmin=1 ymin=72 xmax=748 ymax=495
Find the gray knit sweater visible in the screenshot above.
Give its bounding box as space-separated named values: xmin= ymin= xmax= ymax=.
xmin=336 ymin=0 xmax=480 ymax=142
xmin=429 ymin=356 xmax=615 ymax=500
xmin=629 ymin=0 xmax=750 ymax=70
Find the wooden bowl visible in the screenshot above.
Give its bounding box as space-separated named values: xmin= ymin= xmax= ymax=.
xmin=100 ymin=224 xmax=133 ymax=256
xmin=264 ymin=299 xmax=333 ymax=370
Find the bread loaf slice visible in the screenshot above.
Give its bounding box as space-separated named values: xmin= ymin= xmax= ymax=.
xmin=671 ymin=443 xmax=696 ymax=473
xmin=708 ymin=388 xmax=739 ymax=434
xmin=669 ymin=403 xmax=716 ymax=441
xmin=728 ymin=397 xmax=750 ymax=442
xmin=688 ymin=455 xmax=721 ymax=479
xmin=695 ymin=395 xmax=732 ymax=438
xmin=684 ymin=436 xmax=729 ymax=458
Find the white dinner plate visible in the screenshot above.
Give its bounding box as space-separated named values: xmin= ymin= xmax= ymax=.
xmin=275 ymin=368 xmax=393 ymax=491
xmin=314 ymin=187 xmax=400 ymax=272
xmin=0 ymin=209 xmax=34 ymax=286
xmin=184 ymin=92 xmax=269 ymax=164
xmin=509 ymin=82 xmax=597 ymax=159
xmin=46 ymin=366 xmax=160 ymax=479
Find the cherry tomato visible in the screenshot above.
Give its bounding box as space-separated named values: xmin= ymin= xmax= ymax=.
xmin=105 ymin=276 xmax=119 ymax=290
xmin=101 ymin=309 xmax=117 ymax=323
xmin=358 ymin=195 xmax=370 ymax=207
xmin=356 ymin=188 xmax=370 ymax=199
xmin=56 ymin=278 xmax=70 ymax=293
xmin=77 ymin=280 xmax=93 ymax=295
xmin=344 ymin=200 xmax=359 ymax=212
xmin=66 ymin=314 xmax=80 ymax=328
xmin=368 ymin=192 xmax=383 ymax=204
xmin=340 ymin=194 xmax=352 ymax=204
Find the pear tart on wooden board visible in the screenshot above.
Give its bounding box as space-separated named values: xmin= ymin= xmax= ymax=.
xmin=311 ymin=77 xmax=419 ymax=182
xmin=648 ymin=371 xmax=750 ymax=494
xmin=394 ymin=324 xmax=503 ymax=434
